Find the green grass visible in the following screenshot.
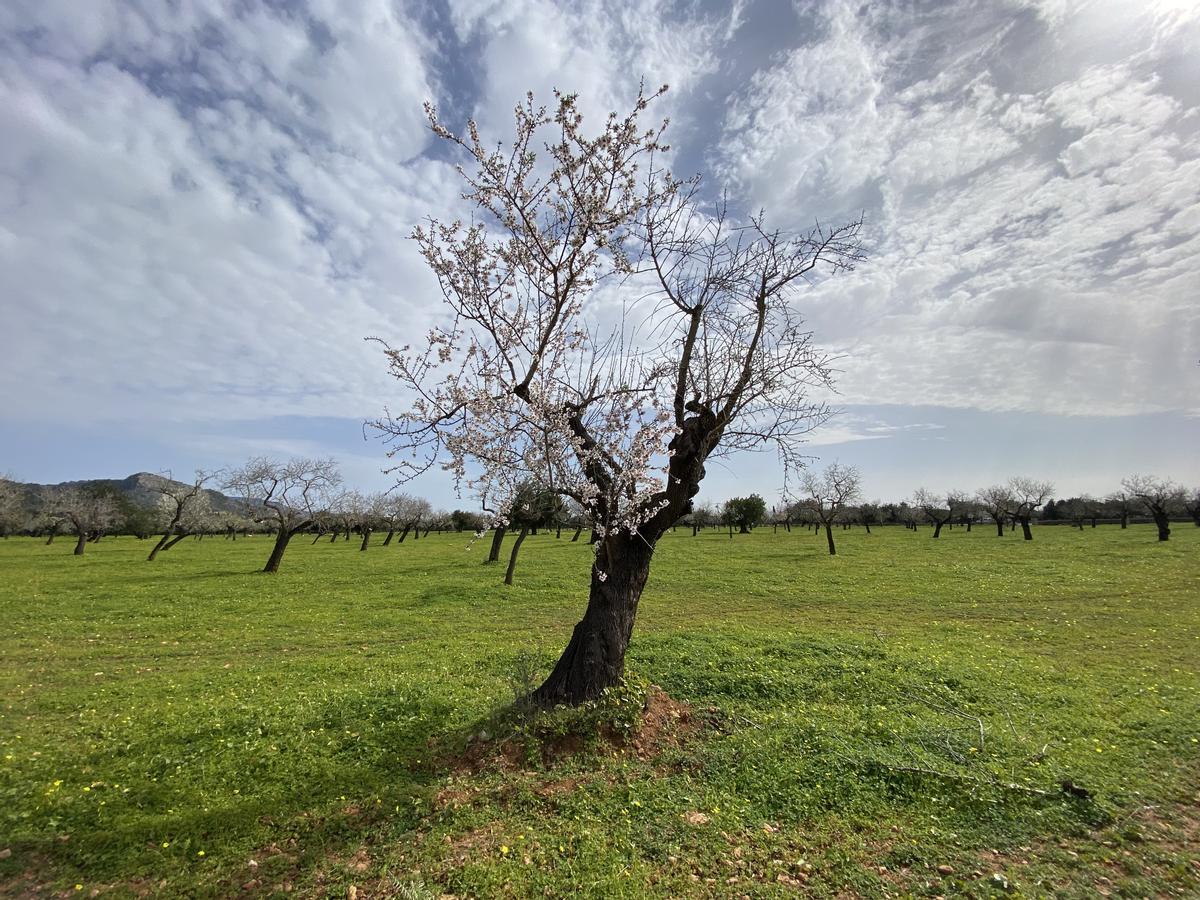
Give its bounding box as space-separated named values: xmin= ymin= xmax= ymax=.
xmin=1 ymin=524 xmax=1197 ymax=898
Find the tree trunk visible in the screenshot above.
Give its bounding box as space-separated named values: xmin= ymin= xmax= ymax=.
xmin=74 ymin=531 xmax=87 ymax=556
xmin=264 ymin=529 xmax=294 ymax=573
xmin=933 ymin=520 xmax=943 ymax=538
xmin=864 ymin=521 xmax=871 ymax=534
xmin=162 ymin=533 xmax=188 ymax=551
xmin=383 ymin=528 xmax=395 ymax=546
xmin=824 ymin=523 xmax=836 ymax=556
xmin=738 ymin=523 xmax=750 ymax=534
xmin=397 ymin=525 xmax=411 ymax=544
xmin=556 ymin=524 xmax=562 ymax=539
xmin=503 ymin=527 xmax=529 ymax=585
xmin=571 ymin=525 xmax=583 ymax=542
xmin=994 ymin=518 xmax=1004 ymax=537
xmin=531 ymin=533 xmax=653 ymax=706
xmin=329 ymin=530 xmax=338 ymax=543
xmin=1020 ymin=517 xmax=1033 ymax=541
xmin=1120 ymin=512 xmax=1128 ymax=529
xmin=1153 ymin=511 xmax=1170 ymax=542
xmin=45 ymin=532 xmax=56 ymax=545
xmin=360 ymin=528 xmax=372 ymax=551
xmin=148 ymin=532 xmax=172 ymax=561
xmin=487 ymin=526 xmax=506 ymax=563
xmin=966 ymin=520 xmax=972 ymax=532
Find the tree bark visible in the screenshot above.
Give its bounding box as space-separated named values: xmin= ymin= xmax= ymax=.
xmin=74 ymin=531 xmax=87 ymax=556
xmin=1019 ymin=516 xmax=1033 ymax=540
xmin=933 ymin=521 xmax=943 ymax=538
xmin=162 ymin=533 xmax=188 ymax=551
xmin=994 ymin=518 xmax=1004 ymax=537
xmin=45 ymin=532 xmax=56 ymax=545
xmin=329 ymin=530 xmax=338 ymax=543
xmin=531 ymin=533 xmax=653 ymax=706
xmin=824 ymin=523 xmax=837 ymax=556
xmin=382 ymin=528 xmax=395 ymax=546
xmin=503 ymin=527 xmax=529 ymax=585
xmin=264 ymin=528 xmax=294 ymax=573
xmin=148 ymin=532 xmax=172 ymax=561
xmin=571 ymin=525 xmax=583 ymax=542
xmin=486 ymin=526 xmax=506 ymax=563
xmin=397 ymin=525 xmax=411 ymax=544
xmin=1153 ymin=511 xmax=1170 ymax=542
xmin=360 ymin=528 xmax=372 ymax=551
xmin=863 ymin=521 xmax=871 ymax=534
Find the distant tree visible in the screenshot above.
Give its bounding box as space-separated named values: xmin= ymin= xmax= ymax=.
xmin=857 ymin=501 xmax=880 ymax=534
xmin=359 ymin=493 xmax=391 ymax=550
xmin=912 ymin=488 xmax=960 ymax=538
xmin=1004 ymin=477 xmax=1053 ymax=541
xmin=147 ymin=470 xmax=219 ymax=561
xmin=723 ymin=494 xmax=767 ymax=534
xmin=47 ymin=488 xmax=118 ymax=555
xmin=976 ymin=485 xmax=1013 ymax=537
xmin=503 ymin=483 xmax=564 ymax=585
xmin=688 ymin=501 xmax=718 ymax=536
xmin=1184 ymin=488 xmax=1200 ymax=528
xmin=1122 ymin=475 xmax=1184 ymax=542
xmin=450 ymin=509 xmax=486 ymax=533
xmin=225 ymin=457 xmax=341 ymax=572
xmin=0 ymin=474 xmax=24 ymax=537
xmin=1106 ymin=489 xmax=1134 ymax=529
xmin=796 ymin=463 xmax=861 ymax=556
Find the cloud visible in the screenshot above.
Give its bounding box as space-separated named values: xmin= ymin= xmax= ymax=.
xmin=713 ymin=0 xmax=1200 ymax=418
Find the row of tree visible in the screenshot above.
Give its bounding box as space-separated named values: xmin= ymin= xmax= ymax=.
xmin=686 ymin=468 xmax=1199 ymax=554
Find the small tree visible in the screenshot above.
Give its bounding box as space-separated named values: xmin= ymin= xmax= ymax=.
xmin=796 ymin=463 xmax=861 ymax=556
xmin=225 ymin=457 xmax=341 ymax=572
xmin=1005 ymin=477 xmax=1053 ymax=541
xmin=371 ymin=88 xmax=861 ymax=705
xmin=47 ymin=489 xmax=118 ymax=555
xmin=147 ymin=470 xmax=219 ymax=561
xmin=1122 ymin=475 xmax=1184 ymax=541
xmin=976 ymin=485 xmax=1013 ymax=537
xmin=912 ymin=488 xmax=960 ymax=539
xmin=723 ymin=494 xmax=767 ymax=534
xmin=503 ymin=482 xmax=564 ymax=585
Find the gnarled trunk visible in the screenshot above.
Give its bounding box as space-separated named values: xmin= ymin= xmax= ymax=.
xmin=74 ymin=531 xmax=87 ymax=556
xmin=1019 ymin=516 xmax=1033 ymax=540
xmin=360 ymin=528 xmax=372 ymax=551
xmin=994 ymin=518 xmax=1004 ymax=537
xmin=932 ymin=520 xmax=944 ymax=538
xmin=824 ymin=523 xmax=836 ymax=556
xmin=1153 ymin=511 xmax=1170 ymax=542
xmin=571 ymin=525 xmax=583 ymax=542
xmin=163 ymin=533 xmax=188 ymax=551
xmin=382 ymin=528 xmax=395 ymax=546
xmin=531 ymin=533 xmax=653 ymax=706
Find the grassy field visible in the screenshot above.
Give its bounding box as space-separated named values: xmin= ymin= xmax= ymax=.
xmin=1 ymin=524 xmax=1197 ymax=898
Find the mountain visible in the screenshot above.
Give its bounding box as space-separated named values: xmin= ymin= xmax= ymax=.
xmin=7 ymin=472 xmax=243 ymax=514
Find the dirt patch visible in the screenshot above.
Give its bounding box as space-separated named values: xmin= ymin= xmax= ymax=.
xmin=442 ymin=685 xmax=705 ymax=776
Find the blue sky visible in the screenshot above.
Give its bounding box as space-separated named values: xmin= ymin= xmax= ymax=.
xmin=1 ymin=0 xmax=1197 ymax=506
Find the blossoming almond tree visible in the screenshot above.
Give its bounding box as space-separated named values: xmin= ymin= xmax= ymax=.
xmin=372 ymin=87 xmax=863 ymax=705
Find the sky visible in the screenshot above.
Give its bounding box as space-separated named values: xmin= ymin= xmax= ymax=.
xmin=1 ymin=0 xmax=1198 ymax=507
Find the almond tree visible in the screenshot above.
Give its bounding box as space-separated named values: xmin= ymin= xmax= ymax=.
xmin=795 ymin=463 xmax=861 ymax=556
xmin=371 ymin=88 xmax=861 ymax=705
xmin=1184 ymin=488 xmax=1200 ymax=529
xmin=147 ymin=470 xmax=220 ymax=561
xmin=1122 ymin=474 xmax=1184 ymax=541
xmin=976 ymin=485 xmax=1013 ymax=537
xmin=47 ymin=489 xmax=118 ymax=556
xmin=1005 ymin=477 xmax=1053 ymax=541
xmin=225 ymin=457 xmax=341 ymax=573
xmin=912 ymin=488 xmax=960 ymax=539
